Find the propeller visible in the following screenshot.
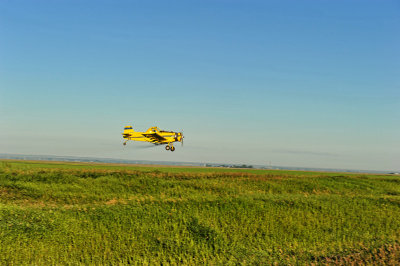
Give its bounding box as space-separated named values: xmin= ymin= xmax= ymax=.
xmin=180 ymin=130 xmax=184 ymax=146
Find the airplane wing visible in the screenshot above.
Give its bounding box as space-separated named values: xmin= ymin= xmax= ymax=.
xmin=142 ymin=133 xmax=167 ymax=143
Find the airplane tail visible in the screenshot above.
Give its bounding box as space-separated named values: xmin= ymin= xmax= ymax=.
xmin=122 ymin=126 xmax=134 ymax=138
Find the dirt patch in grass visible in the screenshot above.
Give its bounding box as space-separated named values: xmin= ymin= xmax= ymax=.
xmin=313 ymin=242 xmax=400 ymax=265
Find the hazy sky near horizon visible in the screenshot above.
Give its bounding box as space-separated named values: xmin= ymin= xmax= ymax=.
xmin=1 ymin=0 xmax=399 ymax=171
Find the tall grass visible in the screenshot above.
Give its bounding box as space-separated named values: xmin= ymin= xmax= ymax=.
xmin=0 ymin=161 xmax=399 ymax=264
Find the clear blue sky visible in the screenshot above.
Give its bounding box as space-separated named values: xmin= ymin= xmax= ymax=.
xmin=0 ymin=0 xmax=399 ymax=171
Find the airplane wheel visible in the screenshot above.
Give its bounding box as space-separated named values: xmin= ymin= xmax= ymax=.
xmin=170 ymin=146 xmax=175 ymax=152
xmin=165 ymin=145 xmax=170 ymax=150
xmin=123 ymin=142 xmax=126 ymax=146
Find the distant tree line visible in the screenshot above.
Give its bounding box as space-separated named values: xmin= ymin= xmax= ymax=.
xmin=231 ymin=164 xmax=253 ymax=169
xmin=205 ymin=164 xmax=253 ymax=169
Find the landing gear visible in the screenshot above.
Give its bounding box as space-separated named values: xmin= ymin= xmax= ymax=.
xmin=123 ymin=141 xmax=127 ymax=146
xmin=165 ymin=144 xmax=175 ymax=152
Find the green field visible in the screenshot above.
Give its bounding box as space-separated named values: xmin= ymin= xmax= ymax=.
xmin=1 ymin=160 xmax=399 ymax=264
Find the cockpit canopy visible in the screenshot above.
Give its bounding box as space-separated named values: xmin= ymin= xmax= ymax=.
xmin=148 ymin=127 xmax=159 ymax=133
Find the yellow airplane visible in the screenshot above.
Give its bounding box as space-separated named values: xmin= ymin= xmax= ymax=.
xmin=122 ymin=126 xmax=184 ymax=151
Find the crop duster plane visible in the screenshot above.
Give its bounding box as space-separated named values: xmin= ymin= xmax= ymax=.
xmin=122 ymin=126 xmax=184 ymax=151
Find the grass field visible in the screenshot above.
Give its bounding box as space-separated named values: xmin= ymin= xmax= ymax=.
xmin=1 ymin=160 xmax=399 ymax=264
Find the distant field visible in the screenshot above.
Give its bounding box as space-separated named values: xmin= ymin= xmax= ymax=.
xmin=1 ymin=160 xmax=399 ymax=264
